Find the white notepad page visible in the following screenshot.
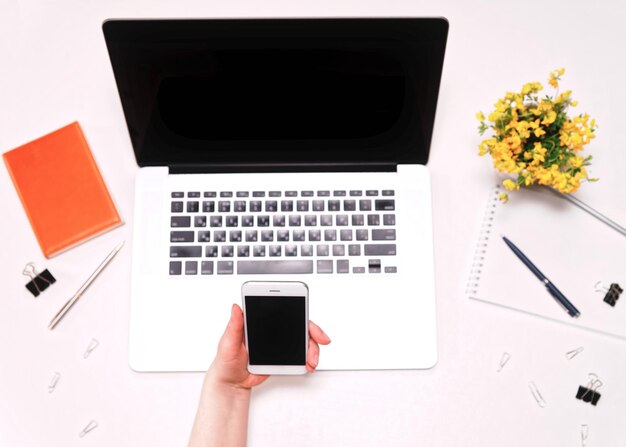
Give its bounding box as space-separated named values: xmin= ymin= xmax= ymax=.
xmin=467 ymin=185 xmax=626 ymax=339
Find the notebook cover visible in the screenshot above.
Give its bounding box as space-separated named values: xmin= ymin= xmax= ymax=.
xmin=466 ymin=186 xmax=626 ymax=339
xmin=3 ymin=122 xmax=122 ymax=257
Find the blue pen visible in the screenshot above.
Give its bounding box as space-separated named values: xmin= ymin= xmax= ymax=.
xmin=502 ymin=236 xmax=580 ymax=318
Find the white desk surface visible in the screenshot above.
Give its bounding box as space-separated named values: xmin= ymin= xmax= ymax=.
xmin=2 ymin=1 xmax=626 ymax=446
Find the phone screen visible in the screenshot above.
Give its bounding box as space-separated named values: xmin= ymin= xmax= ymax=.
xmin=244 ymin=296 xmax=306 ymax=366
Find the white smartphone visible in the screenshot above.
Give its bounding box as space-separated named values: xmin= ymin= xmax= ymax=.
xmin=241 ymin=281 xmax=309 ymax=375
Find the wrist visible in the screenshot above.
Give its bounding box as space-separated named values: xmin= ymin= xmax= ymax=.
xmin=203 ymin=370 xmax=252 ymax=401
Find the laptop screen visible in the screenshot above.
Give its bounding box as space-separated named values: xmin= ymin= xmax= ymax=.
xmin=103 ymin=18 xmax=448 ymax=171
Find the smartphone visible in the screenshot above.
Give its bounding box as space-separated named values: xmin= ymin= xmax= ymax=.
xmin=241 ymin=281 xmax=309 ymax=375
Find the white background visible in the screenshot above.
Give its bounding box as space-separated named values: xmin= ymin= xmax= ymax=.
xmin=1 ymin=1 xmax=626 ymax=446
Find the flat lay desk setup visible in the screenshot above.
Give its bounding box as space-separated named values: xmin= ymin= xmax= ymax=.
xmin=1 ymin=1 xmax=626 ymax=446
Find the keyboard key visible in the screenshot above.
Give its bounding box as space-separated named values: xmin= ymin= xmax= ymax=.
xmin=368 ymin=259 xmax=382 ymax=273
xmin=238 ymin=260 xmax=314 ymax=274
xmin=305 ymin=215 xmax=317 ymax=226
xmin=312 ymin=200 xmax=324 ymax=211
xmin=320 ymin=215 xmax=332 ymax=226
xmin=352 ymin=214 xmax=364 ymax=226
xmin=217 ymin=261 xmax=234 ymax=274
xmin=273 ymin=215 xmax=285 ymax=227
xmin=353 ymin=266 xmax=366 ymax=273
xmin=297 ymin=200 xmax=309 ymax=212
xmin=257 ymin=215 xmax=270 ymax=227
xmin=337 ymin=259 xmax=349 ymax=273
xmin=344 ymin=200 xmax=356 ymax=211
xmin=309 ymin=230 xmax=321 ymax=241
xmin=242 ymin=215 xmax=254 ymax=227
xmin=220 ymin=191 xmax=233 ymax=198
xmin=221 ymin=246 xmax=234 ymax=257
xmin=188 ymin=192 xmax=200 ymax=198
xmin=349 ymin=190 xmax=362 ymax=196
xmin=203 ymin=201 xmax=215 ymax=212
xmin=210 ymin=216 xmax=222 ymax=227
xmin=171 ymin=192 xmax=184 ymax=198
xmin=285 ymin=191 xmax=298 ymax=197
xmin=281 ymin=200 xmax=293 ymax=212
xmin=328 ymin=200 xmax=340 ymax=211
xmin=336 ymin=215 xmax=348 ymax=226
xmin=201 ymin=261 xmax=214 ymax=274
xmin=170 ymin=246 xmax=202 ymax=258
xmin=383 ymin=214 xmax=396 ymax=226
xmin=317 ymin=260 xmax=333 ymax=273
xmin=238 ymin=246 xmax=250 ymax=257
xmin=229 ymin=231 xmax=242 ymax=242
xmin=265 ymin=201 xmax=278 ymax=212
xmin=324 ymin=230 xmax=337 ymax=241
xmin=253 ymin=245 xmax=266 ymax=257
xmin=205 ymin=246 xmax=218 ymax=257
xmin=289 ymin=215 xmax=301 ymax=226
xmin=340 ymin=229 xmax=353 ymax=241
xmin=301 ymin=245 xmax=313 ymax=256
xmin=236 ymin=191 xmax=249 ymax=197
xmin=333 ymin=190 xmax=346 ymax=197
xmin=225 ymin=216 xmax=238 ymax=227
xmin=356 ymin=229 xmax=368 ymax=241
xmin=261 ymin=230 xmax=274 ymax=242
xmin=348 ymin=244 xmax=361 ymax=256
xmin=366 ymin=190 xmax=378 ymax=196
xmin=277 ymin=229 xmax=290 ymax=241
xmin=214 ymin=231 xmax=226 ymax=242
xmin=269 ymin=245 xmax=281 ymax=257
xmin=269 ymin=191 xmax=281 ymax=197
xmin=385 ymin=266 xmax=398 ymax=273
xmin=372 ymin=229 xmax=396 ymax=241
xmin=171 ymin=231 xmax=194 ymax=242
xmin=171 ymin=201 xmax=184 ymax=213
xmin=218 ymin=201 xmax=230 ymax=212
xmin=234 ymin=201 xmax=246 ymax=212
xmin=250 ymin=201 xmax=262 ymax=212
xmin=375 ymin=200 xmax=395 ymax=211
xmin=171 ymin=216 xmax=191 ymax=227
xmin=301 ymin=190 xmax=314 ymax=197
xmin=367 ymin=214 xmax=380 ymax=226
xmin=185 ymin=261 xmax=198 ymax=275
xmin=195 ymin=216 xmax=207 ymax=227
xmin=359 ymin=200 xmax=372 ymax=211
xmin=285 ymin=245 xmax=297 ymax=256
xmin=198 ymin=231 xmax=210 ymax=242
xmin=169 ymin=261 xmax=182 ymax=275
xmin=245 ymin=230 xmax=258 ymax=242
xmin=364 ymin=244 xmax=397 ymax=256
xmin=317 ymin=190 xmax=330 ymax=197
xmin=204 ymin=191 xmax=217 ymax=198
xmin=317 ymin=245 xmax=329 ymax=256
xmin=382 ymin=190 xmax=395 ymax=196
xmin=252 ymin=191 xmax=265 ymax=197
xmin=187 ymin=201 xmax=199 ymax=213
xmin=333 ymin=244 xmax=345 ymax=256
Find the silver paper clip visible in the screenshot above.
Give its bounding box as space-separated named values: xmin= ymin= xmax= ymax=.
xmin=528 ymin=381 xmax=546 ymax=408
xmin=497 ymin=352 xmax=511 ymax=372
xmin=83 ymin=338 xmax=100 ymax=359
xmin=581 ymin=424 xmax=589 ymax=447
xmin=566 ymin=346 xmax=584 ymax=360
xmin=79 ymin=420 xmax=98 ymax=438
xmin=48 ymin=372 xmax=61 ymax=393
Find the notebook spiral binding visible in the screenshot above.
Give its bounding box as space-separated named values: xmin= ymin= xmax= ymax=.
xmin=466 ymin=186 xmax=501 ymax=297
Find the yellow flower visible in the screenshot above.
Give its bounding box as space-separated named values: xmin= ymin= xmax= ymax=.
xmin=534 ymin=127 xmax=546 ymax=138
xmin=476 ymin=112 xmax=485 ymax=121
xmin=548 ymin=68 xmax=565 ymax=88
xmin=503 ymin=179 xmax=519 ymax=191
xmin=542 ymin=110 xmax=557 ymax=126
xmin=498 ymin=192 xmax=509 ymax=203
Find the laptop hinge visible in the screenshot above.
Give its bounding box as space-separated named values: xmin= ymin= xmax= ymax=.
xmin=168 ymin=163 xmax=398 ymax=174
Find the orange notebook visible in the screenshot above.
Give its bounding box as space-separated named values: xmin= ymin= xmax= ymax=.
xmin=3 ymin=122 xmax=122 ymax=257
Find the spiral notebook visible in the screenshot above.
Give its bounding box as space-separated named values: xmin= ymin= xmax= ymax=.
xmin=467 ymin=185 xmax=626 ymax=339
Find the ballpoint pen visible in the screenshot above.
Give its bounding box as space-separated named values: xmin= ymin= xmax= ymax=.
xmin=48 ymin=241 xmax=125 ymax=330
xmin=502 ymin=236 xmax=580 ymax=318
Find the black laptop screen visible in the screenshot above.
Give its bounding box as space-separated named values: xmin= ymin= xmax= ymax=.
xmin=103 ymin=19 xmax=448 ymax=170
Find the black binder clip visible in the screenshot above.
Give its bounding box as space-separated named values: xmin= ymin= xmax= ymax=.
xmin=23 ymin=262 xmax=56 ymax=297
xmin=595 ymin=281 xmax=623 ymax=307
xmin=576 ymin=373 xmax=602 ymax=406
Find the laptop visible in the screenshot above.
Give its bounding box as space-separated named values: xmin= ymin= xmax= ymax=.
xmin=103 ymin=18 xmax=448 ymax=371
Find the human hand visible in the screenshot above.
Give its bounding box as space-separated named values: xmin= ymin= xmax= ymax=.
xmin=207 ymin=303 xmax=331 ymax=390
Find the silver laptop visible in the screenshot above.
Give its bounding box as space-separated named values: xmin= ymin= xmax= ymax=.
xmin=103 ymin=18 xmax=448 ymax=371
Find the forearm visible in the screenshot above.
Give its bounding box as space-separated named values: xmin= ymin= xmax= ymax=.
xmin=188 ymin=371 xmax=252 ymax=447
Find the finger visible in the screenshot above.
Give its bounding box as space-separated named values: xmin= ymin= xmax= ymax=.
xmin=306 ymin=338 xmax=320 ymax=372
xmin=218 ymin=304 xmax=245 ymax=353
xmin=308 ymin=320 xmax=331 ymax=345
xmin=241 ymin=374 xmax=270 ymax=389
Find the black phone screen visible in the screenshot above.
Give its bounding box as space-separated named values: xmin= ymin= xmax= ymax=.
xmin=244 ymin=296 xmax=306 ymax=365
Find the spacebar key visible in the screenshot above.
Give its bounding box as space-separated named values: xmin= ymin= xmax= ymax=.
xmin=237 ymin=260 xmax=314 ymax=274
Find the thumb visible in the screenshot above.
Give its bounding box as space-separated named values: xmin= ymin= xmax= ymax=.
xmin=218 ymin=304 xmax=245 ymax=353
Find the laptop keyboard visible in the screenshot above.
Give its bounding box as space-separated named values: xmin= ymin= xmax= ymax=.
xmin=168 ymin=189 xmax=398 ymax=275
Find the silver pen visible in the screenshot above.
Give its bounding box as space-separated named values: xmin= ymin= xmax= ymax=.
xmin=48 ymin=241 xmax=125 ymax=330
